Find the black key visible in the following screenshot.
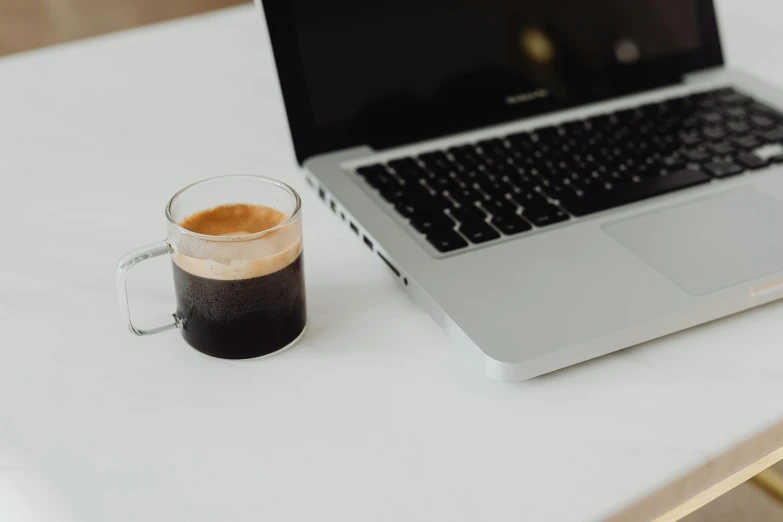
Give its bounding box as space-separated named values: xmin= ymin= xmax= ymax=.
xmin=634 ymin=161 xmax=659 ymax=178
xmin=699 ymin=97 xmax=719 ymax=109
xmin=419 ymin=151 xmax=450 ymax=165
xmin=400 ymin=185 xmax=435 ymax=201
xmin=429 ymin=174 xmax=461 ymax=193
xmin=357 ymin=164 xmax=388 ymax=178
xmin=387 ymin=158 xmax=427 ymax=182
xmin=450 ymin=204 xmax=487 ymax=225
xmin=678 ymin=130 xmax=702 ymax=146
xmin=421 ymin=161 xmax=456 ymax=178
xmin=379 ymin=183 xmax=406 ymax=203
xmin=731 ymin=135 xmax=762 ymax=150
xmin=751 ymin=115 xmax=776 ymax=128
xmin=726 ymin=107 xmax=749 ymax=118
xmin=410 ymin=212 xmax=455 ymax=235
xmin=654 ymin=136 xmax=680 ymax=155
xmin=703 ymin=161 xmax=744 ymax=178
xmin=726 ymin=120 xmax=752 ymax=134
xmin=542 ymin=181 xmax=571 ymax=197
xmin=364 ymin=170 xmax=395 ymax=190
xmin=574 ymin=175 xmax=605 ymax=193
xmin=735 ymin=153 xmax=768 ymax=170
xmin=536 ymin=158 xmax=570 ymax=178
xmin=477 ymin=139 xmax=510 ymax=161
xmin=771 ymin=154 xmax=783 ymax=164
xmin=427 ymin=230 xmax=468 ymax=253
xmin=615 ymin=108 xmax=639 ymax=122
xmin=448 ymin=145 xmax=483 ymax=168
xmin=388 ymin=158 xmax=420 ymax=174
xmin=661 ymin=155 xmax=686 ymax=171
xmin=491 ymin=214 xmax=532 ymax=235
xmin=590 ymin=114 xmax=616 ymax=129
xmin=394 ymin=190 xmax=438 ymax=217
xmin=708 ymin=141 xmax=735 ymax=155
xmin=476 ymin=180 xmax=511 ymax=199
xmin=459 ymin=221 xmax=501 ymax=244
xmin=719 ymin=92 xmax=753 ymax=106
xmin=684 ymin=149 xmax=712 ymax=163
xmin=703 ymin=126 xmax=726 ymax=140
xmin=636 ymin=122 xmax=657 ymax=137
xmin=562 ymin=120 xmax=589 ymax=137
xmin=506 ymin=173 xmax=539 ymax=194
xmin=557 ymin=169 xmax=710 ymax=216
xmin=523 ymin=205 xmax=570 ymax=227
xmin=419 ymin=152 xmax=458 ymax=176
xmin=604 ymin=169 xmax=633 ymax=183
xmin=506 ymin=131 xmax=535 ymax=150
xmin=533 ymin=125 xmax=562 ymax=143
xmin=447 ymin=186 xmax=481 ymax=206
xmin=396 ymin=170 xmax=426 ymax=185
xmin=510 ymin=190 xmax=552 ymax=213
xmin=701 ymin=112 xmax=723 ymax=124
xmin=455 ymin=169 xmax=480 ymax=184
xmin=394 ymin=200 xmax=422 ymax=218
xmin=488 ymin=162 xmax=520 ymax=179
xmin=680 ymin=116 xmax=702 ymax=130
xmin=480 ymin=196 xmax=518 ymax=217
xmin=761 ymin=127 xmax=783 ymax=143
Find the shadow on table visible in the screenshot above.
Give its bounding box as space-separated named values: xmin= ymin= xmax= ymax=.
xmin=301 ymin=279 xmax=412 ymax=354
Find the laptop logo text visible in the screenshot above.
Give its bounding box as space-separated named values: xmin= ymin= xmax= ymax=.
xmin=505 ymin=88 xmax=550 ymax=106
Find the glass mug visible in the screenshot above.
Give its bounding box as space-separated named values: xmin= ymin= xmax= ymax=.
xmin=116 ymin=176 xmax=307 ymax=359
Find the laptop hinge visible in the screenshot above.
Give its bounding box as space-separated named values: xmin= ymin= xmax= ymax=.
xmin=684 ymin=66 xmax=728 ymax=84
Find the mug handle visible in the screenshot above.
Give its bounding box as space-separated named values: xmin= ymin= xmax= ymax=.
xmin=116 ymin=240 xmax=182 ymax=336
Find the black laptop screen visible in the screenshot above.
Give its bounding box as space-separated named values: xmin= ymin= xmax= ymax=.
xmin=294 ymin=0 xmax=701 ymax=125
xmin=263 ymin=0 xmax=722 ymax=162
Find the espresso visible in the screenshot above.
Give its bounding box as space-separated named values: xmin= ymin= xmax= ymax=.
xmin=172 ymin=204 xmax=306 ymax=359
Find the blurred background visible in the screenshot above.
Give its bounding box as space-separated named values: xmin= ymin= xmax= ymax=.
xmin=2 ymin=0 xmax=783 ymax=521
xmin=0 ymin=0 xmax=243 ymax=56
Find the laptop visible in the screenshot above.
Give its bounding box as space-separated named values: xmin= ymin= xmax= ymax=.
xmin=257 ymin=0 xmax=783 ymax=380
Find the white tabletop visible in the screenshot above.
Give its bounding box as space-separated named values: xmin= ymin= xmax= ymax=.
xmin=2 ymin=1 xmax=783 ymax=521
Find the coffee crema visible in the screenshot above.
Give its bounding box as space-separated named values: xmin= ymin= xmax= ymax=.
xmin=179 ymin=203 xmax=287 ymax=236
xmin=171 ymin=203 xmax=306 ymax=359
xmin=174 ymin=203 xmax=299 ymax=281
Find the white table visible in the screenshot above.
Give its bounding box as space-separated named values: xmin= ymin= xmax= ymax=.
xmin=2 ymin=2 xmax=783 ymax=521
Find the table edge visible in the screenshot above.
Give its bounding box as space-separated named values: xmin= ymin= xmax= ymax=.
xmin=604 ymin=418 xmax=783 ymax=521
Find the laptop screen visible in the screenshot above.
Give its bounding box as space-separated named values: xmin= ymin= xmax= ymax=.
xmin=262 ymin=0 xmax=723 ymax=162
xmin=295 ymin=0 xmax=701 ymax=125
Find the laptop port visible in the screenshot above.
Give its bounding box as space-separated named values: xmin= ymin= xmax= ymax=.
xmin=378 ymin=252 xmax=400 ymax=277
xmin=363 ymin=235 xmax=373 ymax=250
xmin=350 ymin=222 xmax=359 ymax=235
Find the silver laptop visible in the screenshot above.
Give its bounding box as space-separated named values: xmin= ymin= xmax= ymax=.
xmin=257 ymin=0 xmax=783 ymax=380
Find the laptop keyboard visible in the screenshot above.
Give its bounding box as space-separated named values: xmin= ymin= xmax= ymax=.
xmin=355 ymin=88 xmax=783 ymax=253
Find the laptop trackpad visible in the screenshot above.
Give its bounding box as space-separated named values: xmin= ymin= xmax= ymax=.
xmin=603 ymin=186 xmax=783 ymax=296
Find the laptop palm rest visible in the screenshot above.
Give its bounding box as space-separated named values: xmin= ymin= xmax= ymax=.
xmin=603 ymin=185 xmax=783 ymax=296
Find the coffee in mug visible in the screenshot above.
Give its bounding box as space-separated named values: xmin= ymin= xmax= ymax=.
xmin=116 ymin=176 xmax=307 ymax=359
